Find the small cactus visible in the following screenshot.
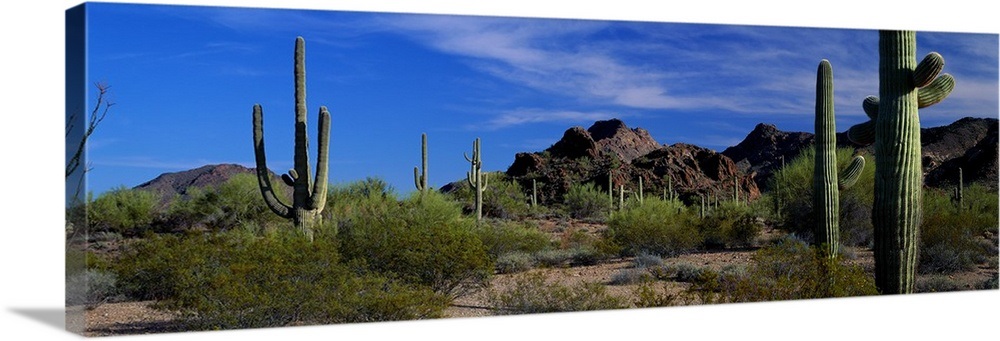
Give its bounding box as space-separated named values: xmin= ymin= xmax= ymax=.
xmin=952 ymin=167 xmax=964 ymax=211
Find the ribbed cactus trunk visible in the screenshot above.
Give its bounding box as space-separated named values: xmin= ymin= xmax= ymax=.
xmin=414 ymin=133 xmax=428 ymax=195
xmin=465 ymin=137 xmax=488 ymax=221
xmin=873 ymin=31 xmax=923 ymax=294
xmin=814 ymin=60 xmax=840 ymax=257
xmin=531 ymin=179 xmax=538 ymax=207
xmin=638 ymin=176 xmax=644 ymax=205
xmin=252 ymin=37 xmax=330 ymax=241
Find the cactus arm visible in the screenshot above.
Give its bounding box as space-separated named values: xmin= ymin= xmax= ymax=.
xmin=281 ymin=170 xmax=296 ymax=187
xmin=414 ymin=167 xmax=423 ymax=191
xmin=862 ymin=96 xmax=880 ymax=119
xmin=839 ymin=155 xmax=866 ymax=190
xmin=917 ymin=73 xmax=955 ymax=108
xmin=913 ymin=52 xmax=945 ymax=88
xmin=252 ymin=104 xmax=293 ymax=219
xmin=309 ymin=106 xmax=330 ymax=211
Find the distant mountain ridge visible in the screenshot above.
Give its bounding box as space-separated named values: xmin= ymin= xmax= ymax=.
xmin=132 ymin=117 xmax=997 ymax=206
xmin=722 ymin=116 xmax=998 ymax=189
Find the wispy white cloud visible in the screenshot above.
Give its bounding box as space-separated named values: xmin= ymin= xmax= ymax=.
xmin=477 ymin=108 xmax=624 ymax=130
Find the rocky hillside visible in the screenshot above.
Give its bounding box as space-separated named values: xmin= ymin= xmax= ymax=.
xmin=723 ymin=116 xmax=998 ymax=190
xmin=506 ymin=119 xmax=759 ymax=205
xmin=133 ymin=163 xmax=271 ymax=205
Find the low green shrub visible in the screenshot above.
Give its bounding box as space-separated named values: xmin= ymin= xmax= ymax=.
xmin=689 ymin=236 xmax=878 ymax=302
xmin=563 ymin=183 xmax=612 ymax=221
xmin=113 ymin=230 xmax=447 ymax=330
xmin=87 ymin=186 xmax=159 ymax=236
xmin=474 ymin=220 xmax=554 ymax=259
xmin=495 ymin=252 xmax=536 ymax=274
xmin=338 ymin=190 xmax=493 ymax=299
xmin=919 ymin=185 xmax=998 ymax=274
xmin=162 ymin=173 xmax=287 ymax=232
xmin=449 ymin=172 xmax=531 ymax=219
xmin=486 ymin=272 xmax=627 ymax=315
xmin=65 ymin=269 xmax=124 ymax=310
xmin=604 ymin=198 xmax=700 ymax=257
xmin=699 ymin=201 xmax=763 ymax=249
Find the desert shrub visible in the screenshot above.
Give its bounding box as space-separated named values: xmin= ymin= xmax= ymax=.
xmin=978 ymin=273 xmax=999 ymax=290
xmin=915 ymin=276 xmax=963 ymax=293
xmin=604 ymin=198 xmax=700 ymax=257
xmin=65 ymin=269 xmax=124 ymax=309
xmin=690 ymin=236 xmax=878 ymax=302
xmin=87 ymin=186 xmax=159 ymax=236
xmin=474 ymin=220 xmax=554 ymax=259
xmin=325 ymin=177 xmax=399 ymax=222
xmin=163 ymin=173 xmax=287 ymax=231
xmin=486 ymin=272 xmax=627 ymax=315
xmin=113 ymin=230 xmax=446 ymax=330
xmin=449 ymin=172 xmax=531 ymax=219
xmin=563 ymin=182 xmax=612 ymax=221
xmin=770 ymin=147 xmax=875 ymax=247
xmin=609 ymin=267 xmax=654 ymax=285
xmin=699 ymin=201 xmax=763 ymax=249
xmin=632 ymin=282 xmax=680 ymax=308
xmin=919 ymin=186 xmax=998 ymax=274
xmin=337 ymin=190 xmax=492 ymax=299
xmin=495 ymin=252 xmax=536 ymax=274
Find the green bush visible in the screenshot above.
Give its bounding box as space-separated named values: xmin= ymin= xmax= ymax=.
xmin=563 ymin=182 xmax=612 ymax=221
xmin=486 ymin=272 xmax=627 ymax=315
xmin=449 ymin=172 xmax=531 ymax=219
xmin=770 ymin=147 xmax=875 ymax=247
xmin=689 ymin=236 xmax=878 ymax=302
xmin=65 ymin=269 xmax=124 ymax=309
xmin=474 ymin=220 xmax=554 ymax=259
xmin=698 ymin=201 xmax=763 ymax=249
xmin=919 ymin=185 xmax=998 ymax=274
xmin=163 ymin=173 xmax=287 ymax=231
xmin=337 ymin=190 xmax=493 ymax=299
xmin=88 ymin=186 xmax=159 ymax=236
xmin=113 ymin=230 xmax=447 ymax=330
xmin=604 ymin=198 xmax=700 ymax=257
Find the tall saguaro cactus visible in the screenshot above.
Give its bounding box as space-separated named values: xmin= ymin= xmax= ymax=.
xmin=252 ymin=36 xmax=330 ymax=241
xmin=465 ymin=137 xmax=489 ymax=221
xmin=847 ymin=31 xmax=955 ymax=294
xmin=813 ymin=59 xmax=866 ymax=257
xmin=414 ymin=133 xmax=429 ymax=195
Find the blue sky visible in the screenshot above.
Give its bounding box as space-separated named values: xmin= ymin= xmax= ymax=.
xmin=78 ymin=2 xmax=999 ymax=198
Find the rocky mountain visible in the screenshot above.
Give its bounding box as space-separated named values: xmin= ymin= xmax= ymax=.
xmin=506 ymin=119 xmax=759 ymax=205
xmin=133 ymin=163 xmax=272 ymax=205
xmin=723 ymin=116 xmax=998 ymax=190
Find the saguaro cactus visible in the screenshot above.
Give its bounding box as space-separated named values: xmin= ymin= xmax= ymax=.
xmin=953 ymin=167 xmax=964 ymax=211
xmin=252 ymin=37 xmax=330 ymax=241
xmin=414 ymin=133 xmax=429 ymax=195
xmin=638 ymin=176 xmax=644 ymax=205
xmin=813 ymin=59 xmax=866 ymax=257
xmin=465 ymin=137 xmax=489 ymax=221
xmin=847 ymin=31 xmax=955 ymax=294
xmin=531 ymin=179 xmax=538 ymax=207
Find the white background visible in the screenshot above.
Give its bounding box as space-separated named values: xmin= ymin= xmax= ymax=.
xmin=1 ymin=1 xmax=997 ymax=340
